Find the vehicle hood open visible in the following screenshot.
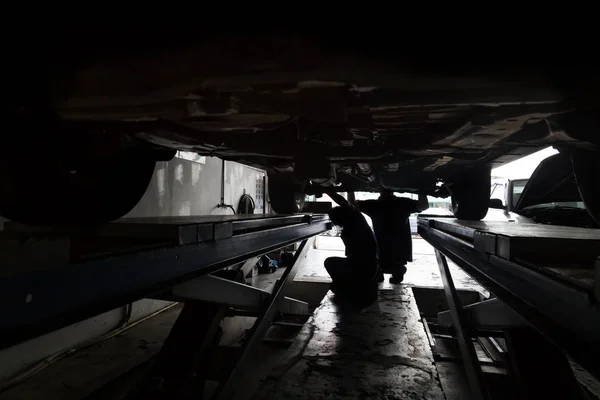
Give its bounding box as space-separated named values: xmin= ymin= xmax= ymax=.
xmin=513 ymin=152 xmax=582 ymax=212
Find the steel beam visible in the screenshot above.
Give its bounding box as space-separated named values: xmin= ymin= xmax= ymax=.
xmin=165 ymin=275 xmax=309 ymax=317
xmin=170 ymin=275 xmax=270 ymax=311
xmin=595 ymin=257 xmax=600 ymax=303
xmin=505 ymin=328 xmax=591 ymax=400
xmin=435 ymin=249 xmax=491 ymax=400
xmin=437 ymin=298 xmax=527 ymax=329
xmin=213 ymin=237 xmax=314 ymax=400
xmin=420 ymin=223 xmax=600 ymax=382
xmin=0 ymin=217 xmax=330 ymax=350
xmin=138 ymin=302 xmax=228 ymax=399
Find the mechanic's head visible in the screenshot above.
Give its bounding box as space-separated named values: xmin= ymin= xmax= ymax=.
xmin=379 ymin=189 xmax=394 ymax=200
xmin=329 ymin=206 xmax=352 ymax=227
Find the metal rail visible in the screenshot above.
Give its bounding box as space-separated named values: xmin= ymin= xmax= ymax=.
xmin=435 ymin=249 xmax=490 ymax=400
xmin=418 ymin=217 xmax=600 ymax=382
xmin=0 ymin=214 xmax=330 ymax=350
xmin=213 ymin=237 xmax=314 ymax=400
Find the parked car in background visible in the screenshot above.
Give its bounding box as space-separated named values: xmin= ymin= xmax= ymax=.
xmin=491 ymin=153 xmax=599 ymax=229
xmin=490 ymin=178 xmax=529 ymax=212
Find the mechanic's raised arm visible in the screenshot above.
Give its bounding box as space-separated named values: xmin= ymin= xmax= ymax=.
xmin=354 ymin=199 xmax=376 ymax=214
xmin=328 ymin=192 xmax=351 ymax=207
xmin=416 ymin=194 xmax=429 ymax=212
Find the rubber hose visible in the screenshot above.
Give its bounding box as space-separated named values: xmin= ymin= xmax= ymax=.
xmin=237 ymin=193 xmax=256 ymax=214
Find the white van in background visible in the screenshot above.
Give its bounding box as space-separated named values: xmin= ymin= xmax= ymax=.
xmin=490 ymin=177 xmax=529 ymax=212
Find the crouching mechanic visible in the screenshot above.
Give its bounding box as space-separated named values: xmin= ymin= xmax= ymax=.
xmin=324 ymin=192 xmax=380 ymax=307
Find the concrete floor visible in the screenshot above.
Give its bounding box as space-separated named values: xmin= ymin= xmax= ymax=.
xmin=2 ymin=236 xmax=485 ymax=400
xmin=251 ymin=236 xmax=486 ymax=400
xmin=253 ymin=287 xmax=446 ymax=399
xmin=305 ymin=235 xmax=487 ymax=296
xmin=1 ymin=305 xmax=182 ymax=400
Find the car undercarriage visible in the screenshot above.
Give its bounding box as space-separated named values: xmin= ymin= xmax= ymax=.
xmin=3 ymin=34 xmax=600 ymax=224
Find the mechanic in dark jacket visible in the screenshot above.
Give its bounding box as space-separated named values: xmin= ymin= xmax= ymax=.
xmin=355 ymin=190 xmax=429 ymax=284
xmin=325 ymin=193 xmax=380 ymax=306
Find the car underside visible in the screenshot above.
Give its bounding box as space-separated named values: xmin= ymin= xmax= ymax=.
xmin=3 ymin=33 xmax=600 ymax=224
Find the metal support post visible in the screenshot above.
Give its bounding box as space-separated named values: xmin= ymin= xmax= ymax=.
xmin=505 ymin=328 xmax=591 ymax=400
xmin=0 ymin=215 xmax=329 ymax=350
xmin=212 ymin=237 xmax=314 ymax=400
xmin=137 ymin=302 xmax=228 ymax=400
xmin=421 ymin=223 xmax=600 ymax=382
xmin=595 ymin=257 xmax=599 ymax=303
xmin=435 ymin=249 xmax=490 ymax=400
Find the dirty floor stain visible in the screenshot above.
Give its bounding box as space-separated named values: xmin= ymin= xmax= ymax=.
xmin=253 ymin=286 xmax=445 ymax=399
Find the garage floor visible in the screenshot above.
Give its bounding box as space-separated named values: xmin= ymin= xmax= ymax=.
xmin=251 ymin=236 xmax=485 ymax=400
xmin=1 ymin=236 xmax=486 ymax=400
xmin=303 ymin=235 xmax=487 ymax=295
xmin=253 ymin=287 xmax=446 ymax=399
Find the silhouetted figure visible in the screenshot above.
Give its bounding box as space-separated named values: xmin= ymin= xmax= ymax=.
xmin=355 ymin=190 xmax=428 ymax=283
xmin=325 ymin=193 xmax=379 ymax=307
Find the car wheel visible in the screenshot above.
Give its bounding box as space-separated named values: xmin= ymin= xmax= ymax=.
xmin=450 ymin=166 xmax=491 ymax=220
xmin=268 ymin=174 xmax=306 ymax=214
xmin=0 ymin=150 xmax=157 ymax=226
xmin=571 ymin=149 xmax=600 ymax=225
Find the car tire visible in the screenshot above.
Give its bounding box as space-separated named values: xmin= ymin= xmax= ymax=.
xmin=571 ymin=149 xmax=600 ymax=225
xmin=450 ymin=166 xmax=491 ymax=220
xmin=0 ymin=150 xmax=157 ymax=226
xmin=268 ymin=174 xmax=306 ymax=214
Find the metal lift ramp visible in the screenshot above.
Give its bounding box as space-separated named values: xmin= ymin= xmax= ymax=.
xmin=418 ymin=216 xmax=600 ymax=400
xmin=0 ymin=214 xmax=330 ymax=399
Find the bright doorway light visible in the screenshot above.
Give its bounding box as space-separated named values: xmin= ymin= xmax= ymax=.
xmin=492 ymin=147 xmax=559 ymax=180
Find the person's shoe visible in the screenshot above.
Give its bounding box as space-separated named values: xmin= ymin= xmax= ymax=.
xmin=389 ymin=273 xmax=404 ymax=284
xmin=376 ymin=270 xmax=385 ymax=282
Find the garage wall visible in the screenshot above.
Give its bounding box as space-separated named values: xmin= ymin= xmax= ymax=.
xmin=0 ymin=155 xmax=266 ymax=383
xmin=224 ymin=160 xmax=266 ymax=214
xmin=125 ymin=155 xmax=266 ymax=217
